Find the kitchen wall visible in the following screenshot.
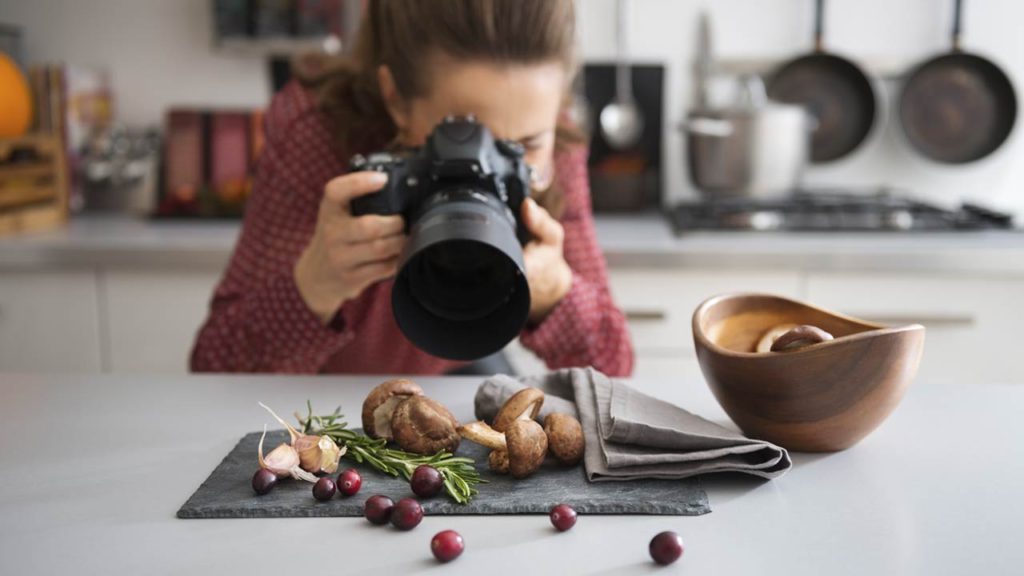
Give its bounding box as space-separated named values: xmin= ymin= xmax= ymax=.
xmin=580 ymin=0 xmax=1024 ymax=214
xmin=3 ymin=0 xmax=1023 ymax=214
xmin=0 ymin=0 xmax=270 ymax=125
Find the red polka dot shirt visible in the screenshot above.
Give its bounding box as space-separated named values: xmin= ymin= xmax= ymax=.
xmin=190 ymin=81 xmax=634 ymax=376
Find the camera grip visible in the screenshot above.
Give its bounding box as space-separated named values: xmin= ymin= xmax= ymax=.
xmin=350 ymin=191 xmax=391 ymax=217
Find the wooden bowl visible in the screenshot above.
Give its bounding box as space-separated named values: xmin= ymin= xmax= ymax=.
xmin=692 ymin=293 xmax=925 ymax=452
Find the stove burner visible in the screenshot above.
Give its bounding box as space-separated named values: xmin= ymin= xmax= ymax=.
xmin=667 ymin=189 xmax=1015 ymax=233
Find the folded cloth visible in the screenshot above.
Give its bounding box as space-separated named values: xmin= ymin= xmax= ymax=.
xmin=475 ymin=367 xmax=791 ymax=482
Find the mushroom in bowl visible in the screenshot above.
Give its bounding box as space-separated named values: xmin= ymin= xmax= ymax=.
xmin=692 ymin=293 xmax=925 ymax=452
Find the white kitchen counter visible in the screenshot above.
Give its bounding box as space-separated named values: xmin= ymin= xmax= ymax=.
xmin=0 ymin=372 xmax=1021 ymax=575
xmin=2 ymin=213 xmax=1024 ymax=275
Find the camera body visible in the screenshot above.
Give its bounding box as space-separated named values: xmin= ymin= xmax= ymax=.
xmin=347 ymin=116 xmax=536 ymax=362
xmin=350 ymin=116 xmax=532 ymax=245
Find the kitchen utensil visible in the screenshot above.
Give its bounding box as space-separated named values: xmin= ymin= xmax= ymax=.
xmin=767 ymin=0 xmax=877 ymax=162
xmin=685 ymin=75 xmax=812 ymax=198
xmin=692 ymin=293 xmax=925 ymax=452
xmin=599 ymin=0 xmax=644 ymax=150
xmin=899 ymin=0 xmax=1017 ymax=164
xmin=584 ymin=63 xmax=664 ymax=212
xmin=693 ymin=11 xmax=712 ymax=111
xmin=178 ymin=429 xmax=709 ymax=518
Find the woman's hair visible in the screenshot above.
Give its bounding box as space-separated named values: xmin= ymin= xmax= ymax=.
xmin=298 ymin=0 xmax=580 ymax=215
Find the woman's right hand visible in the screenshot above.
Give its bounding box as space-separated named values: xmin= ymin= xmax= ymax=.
xmin=294 ymin=172 xmax=406 ymax=322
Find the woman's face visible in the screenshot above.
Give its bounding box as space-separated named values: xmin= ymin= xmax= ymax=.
xmin=381 ymin=55 xmax=566 ymax=190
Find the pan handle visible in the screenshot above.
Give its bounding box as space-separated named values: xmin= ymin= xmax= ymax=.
xmin=813 ymin=0 xmax=825 ymax=52
xmin=951 ymin=0 xmax=963 ymax=52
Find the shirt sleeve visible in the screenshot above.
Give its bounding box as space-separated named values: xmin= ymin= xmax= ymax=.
xmin=518 ymin=145 xmax=635 ymax=377
xmin=190 ymin=84 xmax=358 ymax=373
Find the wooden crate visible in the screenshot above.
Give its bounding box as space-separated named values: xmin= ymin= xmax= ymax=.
xmin=0 ymin=134 xmax=68 ymax=237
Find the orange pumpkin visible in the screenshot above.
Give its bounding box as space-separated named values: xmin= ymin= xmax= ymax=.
xmin=0 ymin=53 xmax=33 ymax=138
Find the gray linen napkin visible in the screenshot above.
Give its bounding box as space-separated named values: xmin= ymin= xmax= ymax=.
xmin=475 ymin=367 xmax=791 ymax=481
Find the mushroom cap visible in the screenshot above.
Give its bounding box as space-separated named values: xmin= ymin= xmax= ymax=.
xmin=492 ymin=387 xmax=545 ymax=433
xmin=543 ymin=413 xmax=584 ymax=466
xmin=505 ymin=419 xmax=548 ymax=478
xmin=361 ymin=379 xmax=424 ymax=439
xmin=390 ymin=396 xmax=460 ymax=455
xmin=770 ymin=324 xmax=834 ymax=352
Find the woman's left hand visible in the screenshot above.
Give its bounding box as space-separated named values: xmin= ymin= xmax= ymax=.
xmin=521 ymin=197 xmax=573 ymax=324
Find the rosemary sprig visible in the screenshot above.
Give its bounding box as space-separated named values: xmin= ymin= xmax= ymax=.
xmin=297 ymin=401 xmax=482 ymax=504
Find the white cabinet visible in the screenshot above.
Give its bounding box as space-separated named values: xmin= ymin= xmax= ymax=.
xmin=805 ymin=273 xmax=1024 ymax=384
xmin=103 ymin=270 xmax=221 ymax=373
xmin=0 ymin=270 xmax=102 ymax=372
xmin=608 ymin=269 xmax=803 ymax=377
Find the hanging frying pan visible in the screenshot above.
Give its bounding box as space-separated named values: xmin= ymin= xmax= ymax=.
xmin=767 ymin=0 xmax=877 ymax=163
xmin=899 ymin=0 xmax=1017 ymax=164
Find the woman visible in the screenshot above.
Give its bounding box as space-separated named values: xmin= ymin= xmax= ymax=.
xmin=191 ymin=0 xmax=633 ymax=376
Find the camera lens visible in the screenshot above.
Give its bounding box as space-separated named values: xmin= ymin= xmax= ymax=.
xmin=412 ymin=240 xmax=518 ymax=322
xmin=391 ymin=190 xmax=530 ymax=361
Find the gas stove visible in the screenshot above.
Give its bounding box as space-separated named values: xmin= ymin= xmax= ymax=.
xmin=667 ymin=189 xmax=1016 ymax=233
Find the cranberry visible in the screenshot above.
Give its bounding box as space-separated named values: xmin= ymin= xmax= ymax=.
xmin=337 ymin=468 xmax=362 ymax=497
xmin=430 ymin=530 xmax=464 ymax=563
xmin=410 ymin=465 xmax=444 ymax=498
xmin=364 ymin=495 xmax=395 ymax=525
xmin=549 ymin=504 xmax=577 ymax=531
xmin=390 ymin=497 xmax=424 ymax=530
xmin=251 ymin=469 xmax=277 ymax=495
xmin=312 ymin=477 xmax=336 ymax=501
xmin=649 ymin=531 xmax=685 ymax=565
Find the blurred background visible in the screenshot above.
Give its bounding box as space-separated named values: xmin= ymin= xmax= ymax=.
xmin=0 ymin=0 xmax=1022 ymax=384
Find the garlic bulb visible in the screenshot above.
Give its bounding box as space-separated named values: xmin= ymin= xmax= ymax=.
xmin=259 ymin=402 xmax=346 ymax=474
xmin=257 ymin=425 xmax=318 ymax=482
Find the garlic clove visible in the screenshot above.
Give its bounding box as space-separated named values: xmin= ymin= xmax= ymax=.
xmin=257 ymin=424 xmax=320 ymax=483
xmin=297 ymin=434 xmax=345 ymax=474
xmin=316 ymin=435 xmax=346 ymax=474
xmin=258 ymin=424 xmax=299 ymax=477
xmin=260 ymin=401 xmax=338 ymax=474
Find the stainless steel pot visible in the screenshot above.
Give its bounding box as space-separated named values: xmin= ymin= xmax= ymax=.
xmin=685 ymin=76 xmax=812 ymax=199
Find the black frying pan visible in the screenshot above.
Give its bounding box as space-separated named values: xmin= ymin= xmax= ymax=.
xmin=899 ymin=0 xmax=1017 ymax=164
xmin=767 ymin=0 xmax=877 ymax=163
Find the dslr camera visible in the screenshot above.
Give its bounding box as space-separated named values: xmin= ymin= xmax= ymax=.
xmin=350 ymin=116 xmax=534 ymax=361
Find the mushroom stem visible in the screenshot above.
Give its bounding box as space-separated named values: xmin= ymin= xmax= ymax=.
xmin=458 ymin=421 xmax=507 ymax=451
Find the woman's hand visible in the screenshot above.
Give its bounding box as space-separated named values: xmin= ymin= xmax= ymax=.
xmin=294 ymin=172 xmax=406 ymax=322
xmin=521 ymin=197 xmax=573 ymax=324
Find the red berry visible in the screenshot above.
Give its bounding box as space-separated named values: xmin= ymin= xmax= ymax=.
xmin=430 ymin=530 xmax=464 ymax=563
xmin=251 ymin=469 xmax=277 ymax=495
xmin=390 ymin=497 xmax=424 ymax=530
xmin=411 ymin=465 xmax=444 ymax=498
xmin=549 ymin=504 xmax=577 ymax=531
xmin=364 ymin=495 xmax=394 ymax=525
xmin=649 ymin=531 xmax=684 ymax=565
xmin=337 ymin=468 xmax=362 ymax=497
xmin=312 ymin=477 xmax=336 ymax=501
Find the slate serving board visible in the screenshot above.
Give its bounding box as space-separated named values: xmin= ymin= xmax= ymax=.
xmin=177 ymin=430 xmax=710 ymax=518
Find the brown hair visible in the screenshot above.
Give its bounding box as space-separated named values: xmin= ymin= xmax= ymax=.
xmin=297 ymin=0 xmax=581 ymax=216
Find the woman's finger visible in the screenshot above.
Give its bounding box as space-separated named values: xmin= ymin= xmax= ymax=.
xmin=339 ymin=233 xmax=406 ymax=267
xmin=349 ymin=255 xmax=401 ymax=288
xmin=323 ymin=171 xmax=389 ymax=210
xmin=522 ymin=198 xmax=563 ymax=245
xmin=340 ymin=213 xmax=405 ymax=243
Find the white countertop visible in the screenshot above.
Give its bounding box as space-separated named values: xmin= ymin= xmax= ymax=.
xmin=2 ymin=214 xmax=1024 ymax=275
xmin=1 ymin=372 xmax=1021 ymax=575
